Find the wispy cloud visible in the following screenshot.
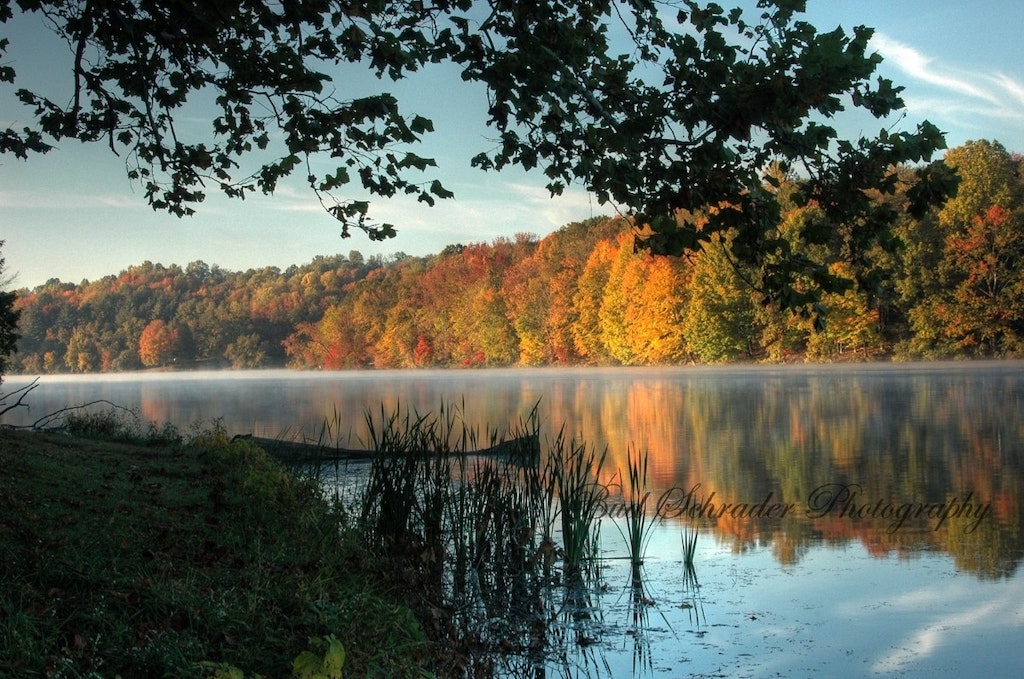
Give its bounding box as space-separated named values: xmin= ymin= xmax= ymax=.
xmin=0 ymin=189 xmax=145 ymax=210
xmin=870 ymin=32 xmax=1024 ymax=137
xmin=990 ymin=72 xmax=1024 ymax=108
xmin=869 ymin=577 xmax=1024 ymax=674
xmin=332 ymin=179 xmax=600 ymax=249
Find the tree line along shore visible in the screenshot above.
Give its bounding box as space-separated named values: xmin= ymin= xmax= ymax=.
xmin=10 ymin=140 xmax=1023 ymax=373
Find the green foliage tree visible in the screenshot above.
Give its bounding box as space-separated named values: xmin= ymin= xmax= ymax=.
xmin=901 ymin=141 xmax=1024 ymax=356
xmin=681 ymin=233 xmax=756 ymax=363
xmin=225 ymin=333 xmax=271 ymax=369
xmin=805 ymin=262 xmax=882 ymax=359
xmin=1 ymin=0 xmax=949 ymax=306
xmin=0 ymin=241 xmax=19 ymax=382
xmin=64 ymin=322 xmax=102 ymax=372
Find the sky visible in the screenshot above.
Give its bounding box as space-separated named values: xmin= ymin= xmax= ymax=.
xmin=2 ymin=1 xmax=1023 ymax=290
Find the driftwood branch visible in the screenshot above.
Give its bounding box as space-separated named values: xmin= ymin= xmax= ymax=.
xmin=0 ymin=377 xmax=40 ymax=419
xmin=247 ymin=431 xmax=541 ymax=464
xmin=27 ymin=399 xmax=137 ymax=430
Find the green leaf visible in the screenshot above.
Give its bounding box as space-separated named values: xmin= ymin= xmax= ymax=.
xmin=429 ymin=179 xmax=454 ymax=200
xmin=322 ymin=636 xmax=345 ymax=677
xmin=318 ymin=167 xmax=350 ymax=191
xmin=292 ymin=650 xmax=322 ymax=678
xmin=409 ymin=115 xmax=434 ymax=135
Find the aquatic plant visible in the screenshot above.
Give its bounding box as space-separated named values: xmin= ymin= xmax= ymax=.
xmin=680 ymin=522 xmax=705 ymax=627
xmin=357 ymin=402 xmax=427 ymax=549
xmin=682 ymin=523 xmax=699 ymax=574
xmin=616 ymin=445 xmax=658 ymax=585
xmin=57 ymin=403 xmax=182 ymax=446
xmin=549 ymin=427 xmax=607 ymax=582
xmin=346 ymin=400 xmax=636 ymax=672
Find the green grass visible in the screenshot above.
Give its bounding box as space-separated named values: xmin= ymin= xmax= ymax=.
xmin=0 ymin=421 xmax=431 ymax=678
xmin=1 ymin=400 xmax=650 ymax=676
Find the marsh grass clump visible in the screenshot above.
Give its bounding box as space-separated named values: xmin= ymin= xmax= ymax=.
xmin=549 ymin=428 xmax=607 ymax=583
xmin=612 ymin=445 xmax=659 ymax=586
xmin=60 ymin=404 xmax=183 ymax=446
xmin=347 ymin=401 xmax=622 ymax=672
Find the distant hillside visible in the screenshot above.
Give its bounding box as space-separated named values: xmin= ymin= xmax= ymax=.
xmin=12 ymin=141 xmax=1024 ymax=372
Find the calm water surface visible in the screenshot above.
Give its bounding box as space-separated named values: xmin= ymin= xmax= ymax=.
xmin=3 ymin=363 xmax=1023 ymax=676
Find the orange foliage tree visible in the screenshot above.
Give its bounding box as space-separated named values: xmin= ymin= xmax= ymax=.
xmin=138 ymin=319 xmax=179 ymax=367
xmin=572 ymin=238 xmax=618 ymax=364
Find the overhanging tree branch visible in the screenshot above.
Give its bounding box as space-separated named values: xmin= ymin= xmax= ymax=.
xmin=0 ymin=0 xmax=953 ymax=307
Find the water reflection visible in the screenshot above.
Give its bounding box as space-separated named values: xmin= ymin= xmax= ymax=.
xmin=5 ymin=363 xmax=1023 ymax=676
xmin=3 ymin=363 xmax=1023 ymax=579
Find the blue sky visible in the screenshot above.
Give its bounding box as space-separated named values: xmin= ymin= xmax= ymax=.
xmin=2 ymin=1 xmax=1023 ymax=289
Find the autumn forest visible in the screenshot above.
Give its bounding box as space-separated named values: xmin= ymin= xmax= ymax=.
xmin=10 ymin=139 xmax=1024 ymax=374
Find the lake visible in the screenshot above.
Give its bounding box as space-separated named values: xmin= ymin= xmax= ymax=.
xmin=3 ymin=363 xmax=1023 ymax=677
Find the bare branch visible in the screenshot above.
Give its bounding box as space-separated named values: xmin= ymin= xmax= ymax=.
xmin=0 ymin=376 xmax=39 ymax=418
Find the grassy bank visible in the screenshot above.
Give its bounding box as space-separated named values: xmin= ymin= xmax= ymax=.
xmin=0 ymin=424 xmax=430 ymax=678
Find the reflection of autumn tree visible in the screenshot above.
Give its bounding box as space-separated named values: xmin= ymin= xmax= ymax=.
xmin=596 ymin=369 xmax=1024 ymax=576
xmin=943 ymin=505 xmax=1023 ymax=580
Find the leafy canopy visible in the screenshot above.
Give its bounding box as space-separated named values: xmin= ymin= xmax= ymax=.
xmin=0 ymin=240 xmax=19 ymax=381
xmin=0 ymin=0 xmax=950 ymax=306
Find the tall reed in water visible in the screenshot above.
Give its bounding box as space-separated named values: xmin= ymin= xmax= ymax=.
xmin=349 ymin=400 xmax=621 ymax=667
xmin=549 ymin=427 xmax=606 ymax=581
xmin=618 ymin=446 xmax=656 ymax=585
xmin=681 ymin=521 xmax=705 ymax=627
xmin=681 ymin=523 xmax=698 ymax=574
xmin=357 ymin=402 xmax=427 ymax=549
